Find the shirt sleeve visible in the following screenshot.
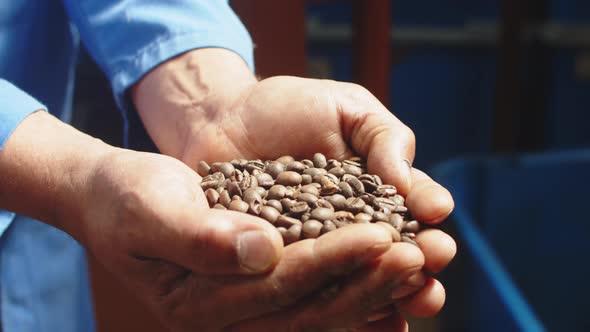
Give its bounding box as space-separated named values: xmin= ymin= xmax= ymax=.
xmin=62 ymin=0 xmax=254 ymax=143
xmin=0 ymin=79 xmax=47 ymax=237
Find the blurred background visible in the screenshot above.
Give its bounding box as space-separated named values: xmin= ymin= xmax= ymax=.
xmin=74 ymin=1 xmax=590 ymax=331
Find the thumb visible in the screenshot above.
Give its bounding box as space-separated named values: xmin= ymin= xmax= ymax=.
xmin=152 ymin=206 xmax=284 ymax=275
xmin=334 ymin=82 xmax=416 ymax=195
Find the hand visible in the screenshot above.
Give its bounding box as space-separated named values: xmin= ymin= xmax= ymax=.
xmin=132 ymin=49 xmax=456 ymax=330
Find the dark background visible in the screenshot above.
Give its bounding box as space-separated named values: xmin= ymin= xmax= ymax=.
xmin=74 ymin=1 xmax=590 ymax=331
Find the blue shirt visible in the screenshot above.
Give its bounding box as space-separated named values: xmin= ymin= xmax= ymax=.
xmin=0 ymin=1 xmax=253 ymax=331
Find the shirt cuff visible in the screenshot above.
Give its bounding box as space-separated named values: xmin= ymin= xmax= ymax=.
xmin=0 ymin=80 xmax=47 ymax=237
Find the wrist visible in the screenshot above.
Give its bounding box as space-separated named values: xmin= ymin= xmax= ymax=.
xmin=131 ymin=48 xmax=257 ymax=160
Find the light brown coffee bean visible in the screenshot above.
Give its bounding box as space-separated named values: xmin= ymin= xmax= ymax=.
xmin=375 ymin=185 xmax=397 ymax=197
xmin=301 ymin=174 xmax=313 ymax=185
xmin=265 ymin=162 xmax=285 ymax=179
xmin=281 ymin=198 xmax=296 ymax=212
xmin=392 ymin=194 xmax=405 ymax=206
xmin=219 ymin=190 xmax=231 ymax=207
xmin=211 ymin=162 xmax=235 ymax=178
xmin=342 ymin=164 xmax=362 ymax=177
xmin=213 ymin=203 xmax=226 ymax=210
xmin=227 ymin=181 xmax=242 ymax=197
xmin=354 ymin=213 xmax=372 ymax=223
xmin=373 ymin=211 xmax=389 ymax=222
xmin=266 ymin=185 xmax=286 ymax=200
xmin=388 ymin=213 xmax=404 ymax=232
xmin=313 ymin=153 xmax=328 ymax=168
xmin=324 ymin=194 xmax=347 ymax=210
xmin=255 ymin=187 xmax=266 ymax=197
xmin=255 ymin=173 xmax=275 ymax=188
xmin=300 ymin=184 xmax=320 ymax=196
xmin=265 ymin=199 xmax=283 ymax=213
xmin=229 ymin=200 xmax=249 ymax=213
xmin=276 ymin=215 xmax=302 ymax=228
xmin=242 ymin=188 xmax=262 ymax=204
xmin=259 ymin=206 xmax=280 ymax=224
xmin=403 ymin=220 xmax=421 ymax=233
xmin=289 ymin=201 xmax=310 ymax=216
xmin=302 ymin=219 xmax=323 ymax=238
xmin=298 ymin=193 xmax=319 ymax=207
xmin=249 ymin=198 xmax=263 ymax=215
xmin=328 ymin=166 xmax=345 ymax=178
xmin=303 ymin=167 xmax=327 ymax=177
xmin=286 ymin=161 xmax=306 ymax=173
xmin=338 ymin=181 xmax=354 ymax=197
xmin=321 ymin=220 xmax=337 ymax=234
xmin=311 ymin=207 xmax=335 ymax=222
xmin=205 ymin=188 xmax=220 ymax=207
xmin=275 ymin=155 xmax=295 ymax=165
xmin=301 ymin=159 xmax=315 ymax=168
xmin=346 ymin=177 xmax=365 ymax=195
xmin=197 ymin=161 xmax=210 ymax=177
xmin=276 ymin=171 xmax=303 ymax=186
xmin=345 ymin=197 xmax=365 ymax=214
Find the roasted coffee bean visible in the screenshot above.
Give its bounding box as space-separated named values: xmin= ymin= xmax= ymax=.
xmin=286 ymin=224 xmax=302 ymax=244
xmin=255 ymin=173 xmax=275 ymax=188
xmin=338 ymin=181 xmax=354 ymax=197
xmin=319 ymin=175 xmax=340 ymax=195
xmin=242 ymin=188 xmax=262 ymax=204
xmin=362 ymin=204 xmax=375 ymax=216
xmin=325 ymin=159 xmax=341 ymax=170
xmin=276 ymin=155 xmax=296 ymax=165
xmin=342 ymin=164 xmax=362 ymax=177
xmin=316 ymin=199 xmax=334 ymax=210
xmin=311 ymin=207 xmax=335 ymax=222
xmin=210 ymin=162 xmax=235 ymax=178
xmin=372 ymin=211 xmax=389 ymax=222
xmin=301 ymin=159 xmax=315 ymax=168
xmin=286 ymin=161 xmax=306 ymax=173
xmin=244 ymin=160 xmax=265 ymax=173
xmin=197 ymin=161 xmax=210 ymax=177
xmin=255 ymin=187 xmax=267 ymax=197
xmin=346 ymin=177 xmax=365 ymax=195
xmin=324 ymin=194 xmax=347 ymax=210
xmin=361 ymin=180 xmax=379 ymax=193
xmin=276 ymin=215 xmax=302 ymax=228
xmin=388 ymin=213 xmax=404 ymax=232
xmin=249 ymin=198 xmax=263 ymax=215
xmin=376 ymin=222 xmax=401 ymax=242
xmin=302 ymin=219 xmax=323 ymax=238
xmin=313 ymin=153 xmax=328 ymax=168
xmin=298 ymin=193 xmax=319 ymax=207
xmin=265 ymin=199 xmax=283 ymax=213
xmin=276 ymin=171 xmax=303 ymax=186
xmin=301 ymin=174 xmax=313 ymax=185
xmin=213 ymin=203 xmax=226 ymax=210
xmin=394 ymin=205 xmax=408 ymax=214
xmin=328 ymin=166 xmax=345 ymax=178
xmin=205 ymin=188 xmax=220 ymax=207
xmin=403 ymin=220 xmax=421 ymax=233
xmin=200 ymin=178 xmax=221 ymax=191
xmin=321 ymin=220 xmax=337 ymax=234
xmin=289 ymin=201 xmax=310 ymax=216
xmin=284 ymin=186 xmax=298 ymax=199
xmin=354 ymin=213 xmax=372 ymax=223
xmin=300 ymin=184 xmax=320 ymax=196
xmin=392 ymin=194 xmax=405 ymax=206
xmin=345 ymin=197 xmax=365 ymax=214
xmin=375 ymin=185 xmax=397 ymax=197
xmin=281 ymin=198 xmax=296 ymax=211
xmin=265 ymin=162 xmax=285 ymax=179
xmin=219 ymin=190 xmax=231 ymax=207
xmin=228 ymin=200 xmax=249 ymax=213
xmin=301 ymin=213 xmax=311 ymax=222
xmin=227 ymin=181 xmax=242 ymax=197
xmin=266 ymin=185 xmax=286 ymax=200
xmin=303 ymin=167 xmax=327 ymax=177
xmin=260 ymin=206 xmax=280 ymax=224
xmin=334 ymin=211 xmax=355 ymax=226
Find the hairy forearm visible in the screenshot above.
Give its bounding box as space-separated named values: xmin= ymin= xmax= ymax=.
xmin=0 ymin=111 xmax=112 ymax=238
xmin=131 ymin=48 xmax=257 ymax=161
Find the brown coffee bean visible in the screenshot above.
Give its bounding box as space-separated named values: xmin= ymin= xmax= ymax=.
xmin=265 ymin=199 xmax=283 ymax=213
xmin=394 ymin=206 xmax=408 ymax=214
xmin=249 ymin=198 xmax=263 ymax=215
xmin=286 ymin=161 xmax=306 ymax=173
xmin=375 ymin=185 xmax=397 ymax=197
xmin=403 ymin=220 xmax=421 ymax=233
xmin=255 ymin=187 xmax=266 ymax=197
xmin=286 ymin=224 xmax=302 ymax=244
xmin=301 ymin=159 xmax=314 ymax=168
xmin=376 ymin=222 xmax=401 ymax=242
xmin=338 ymin=181 xmax=354 ymax=197
xmin=197 ymin=161 xmax=210 ymax=177
xmin=313 ymin=153 xmax=328 ymax=168
xmin=211 ymin=162 xmax=235 ymax=178
xmin=260 ymin=206 xmax=280 ymax=224
xmin=289 ymin=201 xmax=310 ymax=216
xmin=227 ymin=181 xmax=242 ymax=197
xmin=219 ymin=190 xmax=231 ymax=207
xmin=301 ymin=212 xmax=311 ymax=222
xmin=334 ymin=211 xmax=355 ymax=225
xmin=281 ymin=198 xmax=296 ymax=212
xmin=284 ymin=186 xmax=299 ymax=199
xmin=392 ymin=194 xmax=405 ymax=206
xmin=361 ymin=180 xmax=379 ymax=193
xmin=328 ymin=166 xmax=345 ymax=178
xmin=244 ymin=160 xmax=265 ymax=173
xmin=311 ymin=207 xmax=335 ymax=222
xmin=303 ymin=167 xmax=327 ymax=177
xmin=373 ymin=211 xmax=389 ymax=222
xmin=298 ymin=193 xmax=319 ymax=207
xmin=319 ymin=175 xmax=340 ymax=195
xmin=301 ymin=174 xmax=313 ymax=185
xmin=316 ymin=199 xmax=334 ymax=210
xmin=300 ymin=184 xmax=320 ymax=196
xmin=204 ymin=188 xmax=220 ymax=207
xmin=200 ymin=179 xmax=221 ymax=191
xmin=324 ymin=194 xmax=347 ymax=210
xmin=265 ymin=162 xmax=285 ymax=179
xmin=228 ymin=200 xmax=249 ymax=213
xmin=362 ymin=204 xmax=375 ymax=216
xmin=346 ymin=177 xmax=365 ymax=195
xmin=242 ymin=188 xmax=262 ymax=204
xmin=230 ymin=159 xmax=243 ymax=169
xmin=325 ymin=159 xmax=341 ymax=170
xmin=255 ymin=173 xmax=274 ymax=188
xmin=302 ymin=219 xmax=323 ymax=238
xmin=276 ymin=215 xmax=302 ymax=228
xmin=276 ymin=171 xmax=303 ymax=186
xmin=374 ymin=197 xmax=396 ymax=211
xmin=354 ymin=213 xmax=372 ymax=223
xmin=266 ymin=185 xmax=286 ymax=200
xmin=342 ymin=164 xmax=362 ymax=177
xmin=213 ymin=203 xmax=226 ymax=210
xmin=321 ymin=220 xmax=337 ymax=234
xmin=345 ymin=197 xmax=366 ymax=214
xmin=276 ymin=155 xmax=295 ymax=165
xmin=388 ymin=213 xmax=404 ymax=232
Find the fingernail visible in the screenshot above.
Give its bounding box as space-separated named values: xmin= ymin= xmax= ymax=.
xmin=237 ymin=231 xmax=277 ymax=273
xmin=391 ymin=271 xmax=427 ymax=299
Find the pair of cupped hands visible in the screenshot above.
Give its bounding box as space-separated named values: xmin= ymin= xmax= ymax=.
xmin=81 ymin=49 xmax=456 ymax=332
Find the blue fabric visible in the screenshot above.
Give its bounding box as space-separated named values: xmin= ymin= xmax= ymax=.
xmin=0 ymin=1 xmax=253 ymax=330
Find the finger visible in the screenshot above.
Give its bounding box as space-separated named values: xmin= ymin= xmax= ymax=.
xmin=332 ymin=81 xmax=415 ymax=195
xmin=396 ymin=277 xmax=446 ymax=318
xmin=225 ymin=242 xmax=425 ymax=331
xmin=405 ymin=168 xmax=454 ymax=224
xmin=220 ymin=224 xmax=395 ymax=329
xmin=416 ymin=229 xmax=456 ymax=273
xmin=359 ymin=311 xmax=408 ymax=332
xmin=138 ymin=200 xmax=284 ymax=275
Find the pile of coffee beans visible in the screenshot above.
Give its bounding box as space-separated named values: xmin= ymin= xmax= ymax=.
xmin=198 ymin=153 xmax=422 ymax=246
